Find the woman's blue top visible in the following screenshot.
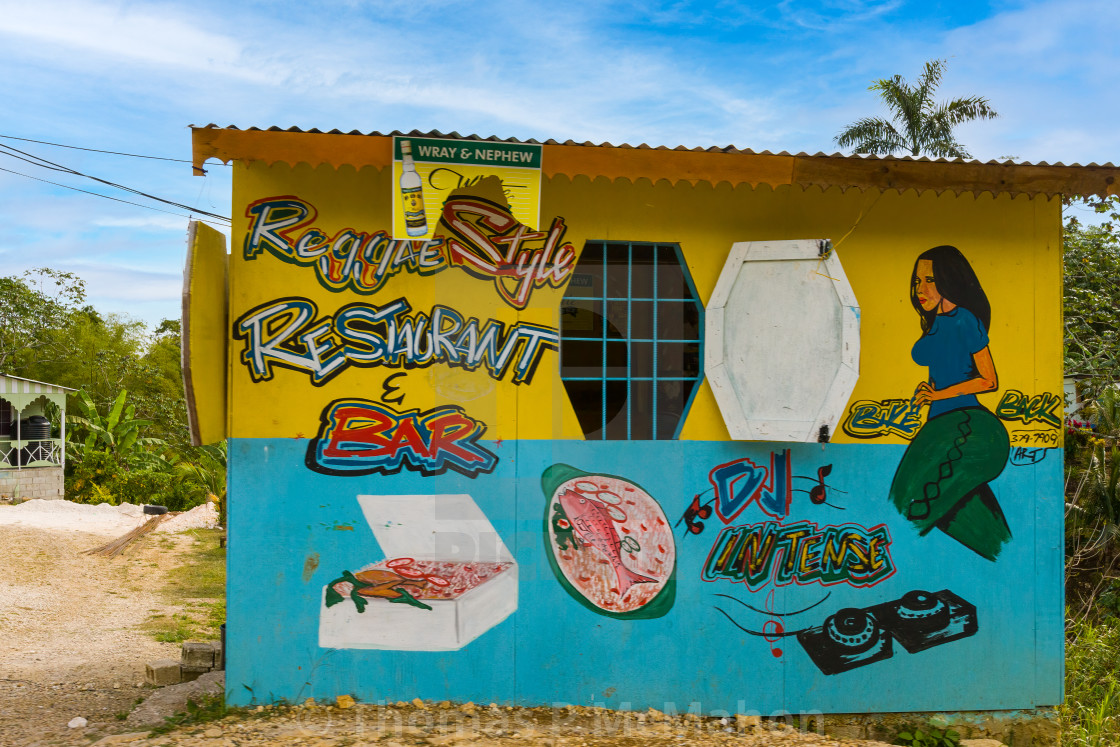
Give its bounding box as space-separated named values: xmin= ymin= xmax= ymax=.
xmin=911 ymin=307 xmax=989 ymax=419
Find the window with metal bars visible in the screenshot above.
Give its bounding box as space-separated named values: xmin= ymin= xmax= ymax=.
xmin=0 ymin=399 xmax=11 ymax=437
xmin=559 ymin=241 xmax=703 ymax=440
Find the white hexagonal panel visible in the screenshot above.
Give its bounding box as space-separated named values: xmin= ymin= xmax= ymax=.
xmin=705 ymin=239 xmax=860 ymax=442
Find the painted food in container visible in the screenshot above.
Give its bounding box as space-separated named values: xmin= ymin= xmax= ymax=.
xmin=326 ymin=558 xmax=512 ymax=612
xmin=543 ymin=463 xmax=676 ymax=618
xmin=359 ymin=558 xmax=511 ymax=600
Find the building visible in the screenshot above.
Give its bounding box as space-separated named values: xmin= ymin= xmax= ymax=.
xmin=186 ymin=126 xmax=1119 ymax=731
xmin=0 ymin=373 xmax=72 ymax=501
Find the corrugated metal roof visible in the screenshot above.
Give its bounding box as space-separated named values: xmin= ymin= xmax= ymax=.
xmin=190 ymin=125 xmax=1120 ymax=198
xmin=189 ymin=124 xmax=1117 ymax=168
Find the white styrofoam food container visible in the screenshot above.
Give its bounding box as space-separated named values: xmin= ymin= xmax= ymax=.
xmin=318 ymin=493 xmax=518 ymax=651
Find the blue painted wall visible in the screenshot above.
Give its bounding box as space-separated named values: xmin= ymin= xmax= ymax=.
xmin=226 ymin=438 xmax=1062 ymax=713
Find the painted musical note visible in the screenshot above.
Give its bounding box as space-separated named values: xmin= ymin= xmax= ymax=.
xmin=678 ymin=494 xmax=713 ymax=535
xmin=711 ymin=592 xmax=830 ymax=658
xmin=761 ymin=588 xmax=785 ymax=658
xmin=809 ymin=465 xmax=832 ymax=505
xmin=794 ymin=464 xmax=846 ymax=509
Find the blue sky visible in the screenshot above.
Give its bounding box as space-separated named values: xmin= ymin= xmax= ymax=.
xmin=1 ymin=0 xmax=1117 ymax=329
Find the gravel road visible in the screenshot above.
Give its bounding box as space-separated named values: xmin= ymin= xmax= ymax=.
xmin=0 ymin=504 xmax=896 ymax=747
xmin=0 ymin=521 xmax=184 ymax=746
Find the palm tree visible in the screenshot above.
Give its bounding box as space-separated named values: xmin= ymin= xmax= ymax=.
xmin=835 ymin=59 xmax=998 ymax=159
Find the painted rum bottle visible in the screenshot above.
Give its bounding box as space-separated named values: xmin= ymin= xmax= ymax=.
xmin=399 ymin=140 xmax=428 ymax=237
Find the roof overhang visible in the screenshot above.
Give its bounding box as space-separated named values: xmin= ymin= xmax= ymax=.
xmin=192 ymin=126 xmax=1120 ymax=199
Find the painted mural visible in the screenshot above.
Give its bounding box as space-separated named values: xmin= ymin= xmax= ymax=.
xmin=676 ymin=448 xmax=903 ymax=673
xmin=318 ymin=493 xmax=518 ymax=651
xmin=207 ymin=136 xmax=1065 ymax=716
xmin=887 ymin=246 xmax=1011 ymax=561
xmin=306 ymin=399 xmax=498 ymax=478
xmin=542 ymin=464 xmax=676 ymax=619
xmin=797 ymin=589 xmax=978 ymax=676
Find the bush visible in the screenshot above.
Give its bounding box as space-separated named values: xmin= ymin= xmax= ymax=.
xmin=1063 ymin=613 xmax=1120 ymax=746
xmin=105 ymin=469 xmax=174 ymax=507
xmin=1066 ymin=390 xmax=1120 ymax=618
xmin=162 ymin=475 xmax=211 ymax=513
xmin=103 ymin=469 xmax=207 ymax=511
xmin=894 ymin=725 xmax=960 ymax=747
xmin=66 ymin=450 xmax=121 ymax=504
xmin=66 ymin=452 xmax=211 ymax=511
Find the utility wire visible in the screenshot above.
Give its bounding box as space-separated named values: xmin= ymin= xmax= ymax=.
xmin=0 ymin=133 xmax=230 ymax=167
xmin=0 ymin=165 xmax=231 ymax=228
xmin=0 ymin=142 xmax=231 ymax=222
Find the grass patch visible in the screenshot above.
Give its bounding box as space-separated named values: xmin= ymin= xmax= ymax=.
xmin=144 ymin=611 xmax=217 ymax=642
xmin=143 ymin=529 xmax=225 ymax=643
xmin=148 ymin=694 xmax=228 ymax=735
xmin=1063 ymin=612 xmax=1120 ymax=746
xmin=165 ymin=529 xmax=226 ymax=599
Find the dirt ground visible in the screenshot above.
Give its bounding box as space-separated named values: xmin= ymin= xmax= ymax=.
xmin=0 ymin=520 xmax=898 ymax=747
xmin=0 ymin=524 xmax=186 ymax=746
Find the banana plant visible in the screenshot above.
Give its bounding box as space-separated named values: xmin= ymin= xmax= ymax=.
xmin=66 ymin=388 xmax=163 ymax=465
xmin=172 ymin=441 xmax=227 ymax=500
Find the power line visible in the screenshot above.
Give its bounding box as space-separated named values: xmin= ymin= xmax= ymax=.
xmin=0 ymin=166 xmax=231 ymax=228
xmin=0 ymin=133 xmax=230 ymax=167
xmin=0 ymin=143 xmax=231 ymax=222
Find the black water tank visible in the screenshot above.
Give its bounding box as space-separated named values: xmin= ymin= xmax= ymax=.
xmin=18 ymin=416 xmax=50 ymax=439
xmin=18 ymin=416 xmax=51 ymax=465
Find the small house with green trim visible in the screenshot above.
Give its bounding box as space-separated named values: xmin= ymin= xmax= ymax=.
xmin=0 ymin=373 xmax=73 ymax=501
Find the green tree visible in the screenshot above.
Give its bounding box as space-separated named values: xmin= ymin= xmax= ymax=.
xmin=1063 ymin=197 xmax=1120 ymax=620
xmin=1064 ymin=196 xmax=1120 ymax=401
xmin=0 ymin=269 xmax=87 ymax=371
xmin=0 ymin=268 xmax=212 ymax=510
xmin=835 ymin=59 xmax=998 ymax=158
xmin=26 ymin=310 xmax=148 ymax=397
xmin=134 ymin=319 xmax=190 ymax=446
xmin=11 ymin=305 xmax=189 ymax=446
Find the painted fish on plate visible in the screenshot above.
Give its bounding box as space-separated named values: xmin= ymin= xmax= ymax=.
xmin=543 ymin=463 xmax=676 ymax=619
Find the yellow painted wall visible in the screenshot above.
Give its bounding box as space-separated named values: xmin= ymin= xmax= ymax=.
xmin=183 ymin=221 xmax=229 ymax=446
xmin=542 ymin=175 xmax=1063 ymax=445
xmin=228 ymin=162 xmax=566 ymax=439
xmin=225 ymin=162 xmax=1062 ymax=446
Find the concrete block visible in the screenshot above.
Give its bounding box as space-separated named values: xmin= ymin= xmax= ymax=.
xmin=181 ymin=641 xmax=218 ymax=669
xmin=180 ymin=666 xmax=210 ymax=683
xmin=145 ymin=659 xmax=181 ymax=687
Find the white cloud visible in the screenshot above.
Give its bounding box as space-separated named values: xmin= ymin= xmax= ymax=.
xmin=0 ymin=0 xmax=256 ymax=78
xmin=3 ymin=0 xmax=1120 ymax=330
xmin=92 ymin=215 xmax=190 ymax=231
xmin=0 ymin=0 xmax=790 ymax=150
xmin=69 ymin=264 xmax=183 ymax=303
xmin=938 ymin=1 xmax=1120 ymax=163
xmin=776 ymin=0 xmax=904 ymax=31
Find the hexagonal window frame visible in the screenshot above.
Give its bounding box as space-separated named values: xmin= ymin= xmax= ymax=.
xmin=559 ymin=241 xmax=704 ymax=440
xmin=705 ymin=239 xmax=860 ymax=442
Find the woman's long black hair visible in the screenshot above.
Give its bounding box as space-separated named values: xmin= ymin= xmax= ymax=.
xmin=910 ymin=245 xmax=991 ymax=334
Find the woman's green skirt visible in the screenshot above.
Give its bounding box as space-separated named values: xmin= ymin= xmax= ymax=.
xmin=888 ymin=407 xmax=1011 ymax=561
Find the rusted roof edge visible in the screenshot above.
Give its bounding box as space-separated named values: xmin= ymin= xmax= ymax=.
xmin=190 ymin=126 xmax=1120 ymax=199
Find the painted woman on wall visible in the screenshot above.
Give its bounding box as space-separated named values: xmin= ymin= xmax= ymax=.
xmin=888 ymin=245 xmax=1011 ymax=561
